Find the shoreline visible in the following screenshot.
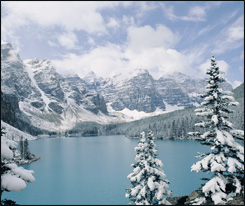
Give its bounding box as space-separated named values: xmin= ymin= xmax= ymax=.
xmin=15 ymin=156 xmax=41 ymax=166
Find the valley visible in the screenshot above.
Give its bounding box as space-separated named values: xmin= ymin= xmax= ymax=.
xmin=1 ymin=42 xmax=239 ymax=140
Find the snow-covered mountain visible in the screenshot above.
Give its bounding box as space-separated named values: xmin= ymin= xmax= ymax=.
xmin=91 ymin=69 xmax=166 ymax=113
xmin=83 ymin=69 xmax=232 ymax=113
xmin=1 ymin=120 xmax=36 ymax=141
xmin=1 ymin=42 xmax=115 ymax=132
xmin=1 ymin=42 xmax=233 ymax=133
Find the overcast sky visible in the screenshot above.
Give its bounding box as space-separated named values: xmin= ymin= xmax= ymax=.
xmin=1 ymin=1 xmax=244 ymax=88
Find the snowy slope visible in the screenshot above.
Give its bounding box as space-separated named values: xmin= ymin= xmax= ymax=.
xmin=1 ymin=43 xmax=113 ymax=132
xmin=84 ymin=69 xmax=233 ymax=113
xmin=1 ymin=42 xmax=233 ymax=133
xmin=1 ymin=120 xmax=37 ymax=141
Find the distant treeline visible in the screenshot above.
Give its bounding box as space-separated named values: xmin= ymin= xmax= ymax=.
xmin=1 ymin=83 xmax=243 ymax=139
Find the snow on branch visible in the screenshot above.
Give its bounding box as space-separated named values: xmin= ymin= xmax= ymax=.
xmin=202 ymin=174 xmax=227 ymax=204
xmin=1 ymin=173 xmax=27 ymax=192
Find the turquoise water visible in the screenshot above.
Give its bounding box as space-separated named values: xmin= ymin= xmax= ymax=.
xmin=2 ymin=135 xmax=211 ymax=205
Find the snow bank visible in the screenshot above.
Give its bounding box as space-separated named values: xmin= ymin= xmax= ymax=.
xmin=107 ymin=104 xmax=167 ymax=122
xmin=1 ymin=141 xmax=14 ymax=160
xmin=1 ymin=173 xmax=27 ymax=192
xmin=1 ymin=135 xmax=17 ymax=160
xmin=5 ymin=163 xmax=35 ymax=182
xmin=1 ymin=120 xmax=37 ymax=141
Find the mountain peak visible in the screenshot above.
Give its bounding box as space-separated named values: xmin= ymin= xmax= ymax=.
xmin=86 ymin=71 xmax=97 ymax=78
xmin=1 ymin=42 xmax=21 ymax=62
xmin=1 ymin=41 xmax=11 ymax=46
xmin=131 ymin=68 xmax=149 ymax=76
xmin=84 ymin=71 xmax=101 ymax=83
xmin=161 ymin=72 xmax=190 ymax=83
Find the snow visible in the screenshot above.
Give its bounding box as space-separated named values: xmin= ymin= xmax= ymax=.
xmin=191 ymin=154 xmax=214 ymax=172
xmin=191 ymin=197 xmax=206 ymax=205
xmin=147 ymin=177 xmax=155 ymax=191
xmin=222 ymin=130 xmax=236 ymax=148
xmin=231 ymin=129 xmax=244 ymax=139
xmin=204 ymin=96 xmax=214 ymax=101
xmin=221 ymin=95 xmax=235 ymax=101
xmin=131 ymin=185 xmax=142 ymax=196
xmin=216 ymin=129 xmax=225 ymax=145
xmin=5 ymin=163 xmax=35 ymax=182
xmin=1 ymin=134 xmax=17 ymax=160
xmin=1 ymin=141 xmax=14 ymax=160
xmin=1 ymin=173 xmax=27 ymax=192
xmin=211 ymin=115 xmax=218 ymax=125
xmin=24 ymin=62 xmax=51 ymax=107
xmin=1 ymin=140 xmax=36 ymax=193
xmin=202 ymin=174 xmax=227 ymax=204
xmin=233 ymin=177 xmax=242 ymax=194
xmin=3 ymin=47 xmax=20 ymax=62
xmin=222 ymin=118 xmax=233 ymax=128
xmin=106 ymin=100 xmax=186 ymax=123
xmin=195 ymin=122 xmax=207 ymax=127
xmin=191 ymin=56 xmax=244 ymax=205
xmin=210 ymin=161 xmax=226 ymax=172
xmin=211 ymin=191 xmax=227 ymax=205
xmin=201 ymin=131 xmax=211 ymax=139
xmin=107 ymin=103 xmax=167 ymax=122
xmin=163 ymin=101 xmax=185 ymax=112
xmin=229 ymin=101 xmax=239 ymax=106
xmin=196 ymin=109 xmax=214 ymax=116
xmin=126 ymin=130 xmax=171 ymax=204
xmin=1 ymin=120 xmax=37 ymax=141
xmin=139 ymin=186 xmax=146 ymax=198
xmin=227 ymin=158 xmax=244 ymax=173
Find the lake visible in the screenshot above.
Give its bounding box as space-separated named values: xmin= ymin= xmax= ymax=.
xmin=3 ymin=135 xmax=211 ymax=205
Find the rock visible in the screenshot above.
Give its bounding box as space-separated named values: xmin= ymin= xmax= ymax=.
xmin=188 ymin=190 xmax=200 ymax=201
xmin=226 ymin=195 xmax=244 ymax=205
xmin=48 ymin=102 xmax=64 ymax=114
xmin=184 ymin=188 xmax=244 ymax=205
xmin=166 ymin=196 xmax=188 ymax=205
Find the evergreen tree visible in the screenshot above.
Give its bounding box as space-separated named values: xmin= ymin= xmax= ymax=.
xmin=1 ymin=127 xmax=35 ymax=205
xmin=24 ymin=139 xmax=31 ymax=160
xmin=19 ymin=136 xmax=24 ymax=159
xmin=126 ymin=130 xmax=172 ymax=205
xmin=189 ymin=56 xmax=244 ymax=205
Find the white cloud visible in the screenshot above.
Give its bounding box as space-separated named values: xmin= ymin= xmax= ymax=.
xmin=1 ymin=1 xmax=136 ymax=50
xmin=183 ymin=6 xmax=207 ymax=21
xmin=122 ymin=15 xmax=135 ymax=27
xmin=87 ymin=37 xmax=96 ymax=46
xmin=213 ymin=16 xmax=244 ymax=54
xmin=198 ymin=25 xmax=212 ymax=36
xmin=240 ymin=51 xmax=244 ymax=60
xmin=1 ymin=2 xmax=132 ymax=39
xmin=106 ymin=17 xmax=120 ymax=28
xmin=48 ymin=40 xmax=58 ymax=47
xmin=126 ymin=25 xmax=180 ymax=52
xmin=161 ymin=3 xmax=208 ymax=22
xmin=135 ymin=1 xmax=157 ymax=18
xmin=227 ymin=26 xmax=244 ymax=42
xmin=52 ymin=44 xmax=127 ymax=78
xmin=57 ymin=32 xmax=78 ymax=50
xmin=51 ymin=24 xmax=203 ymax=80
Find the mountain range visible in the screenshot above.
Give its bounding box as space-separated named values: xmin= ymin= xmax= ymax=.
xmin=1 ymin=42 xmax=233 ymax=133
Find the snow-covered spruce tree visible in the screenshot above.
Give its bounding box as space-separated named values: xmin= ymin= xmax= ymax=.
xmin=1 ymin=127 xmax=35 ymax=205
xmin=189 ymin=56 xmax=244 ymax=205
xmin=126 ymin=130 xmax=172 ymax=205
